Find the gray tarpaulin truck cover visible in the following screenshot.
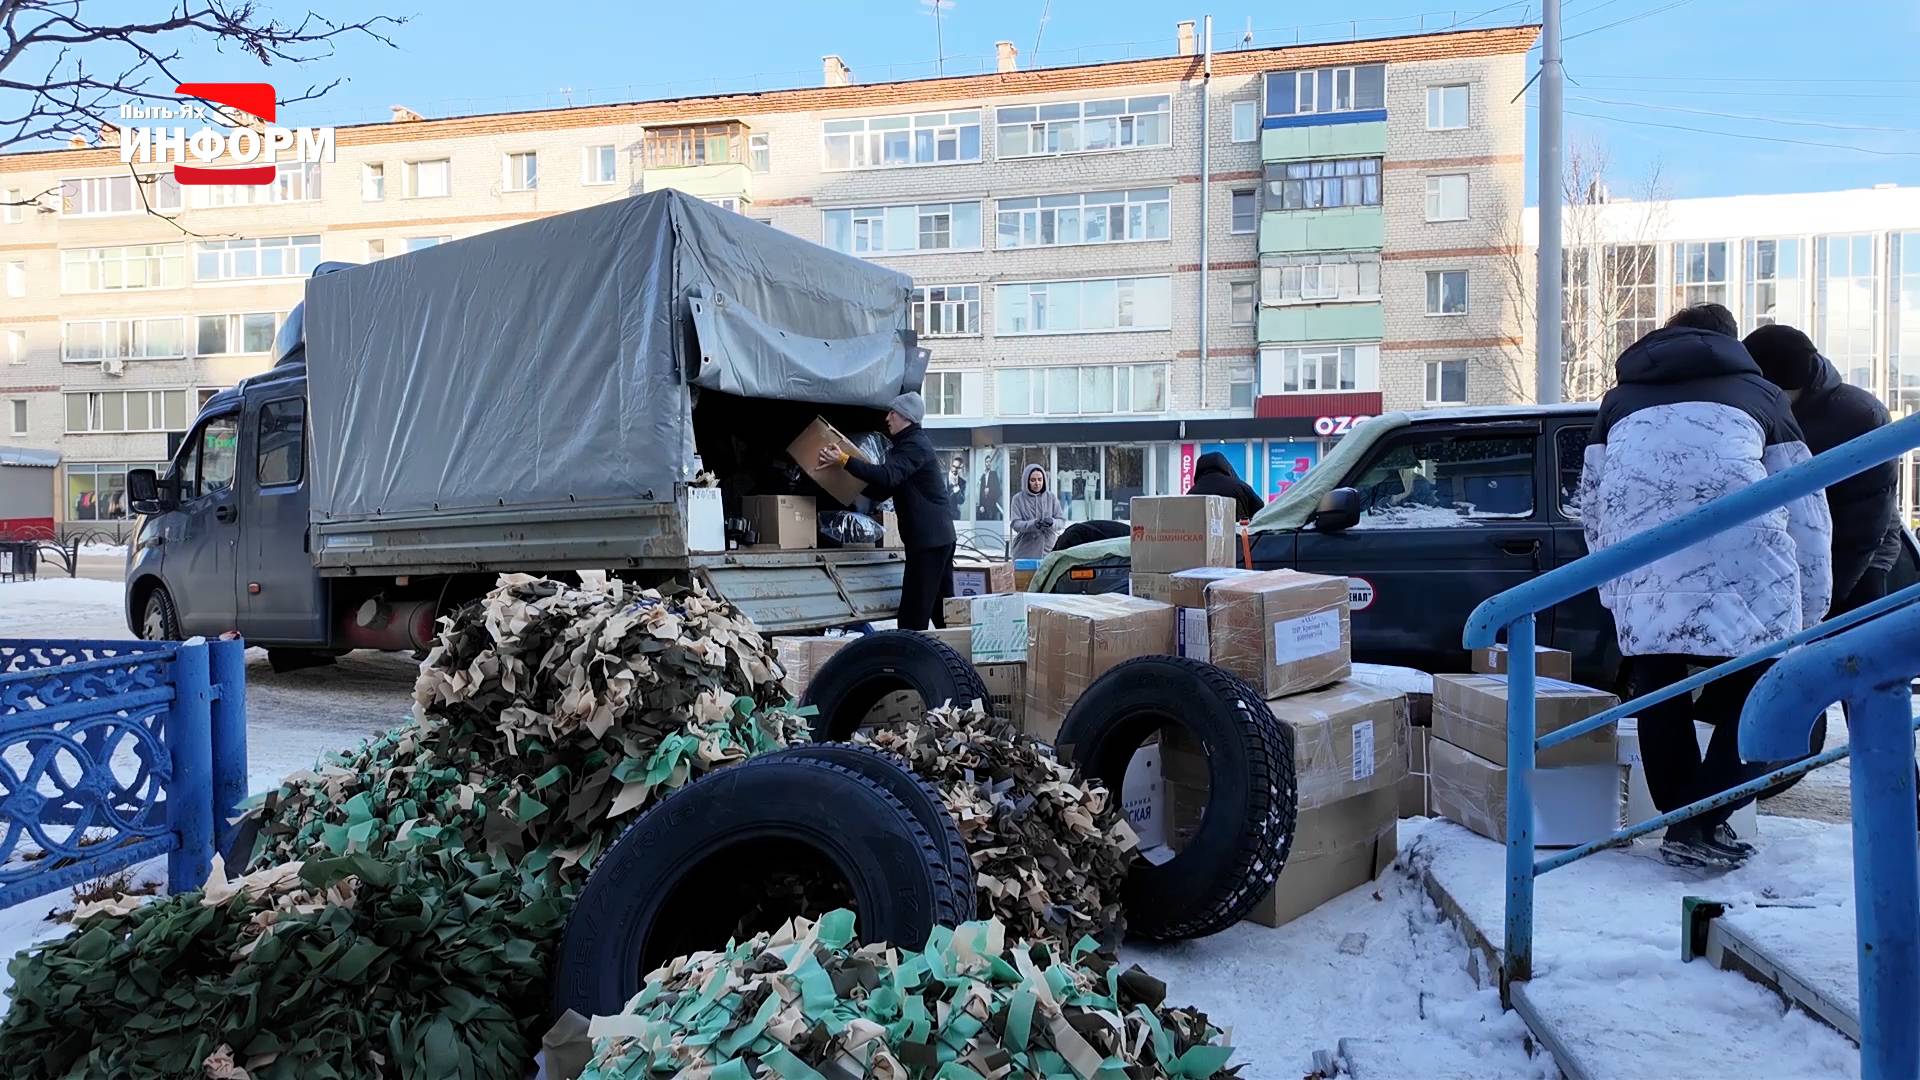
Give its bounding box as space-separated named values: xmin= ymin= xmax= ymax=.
xmin=304 ymin=189 xmax=918 ymax=522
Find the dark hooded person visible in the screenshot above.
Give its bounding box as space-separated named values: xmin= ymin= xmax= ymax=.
xmin=1187 ymin=451 xmax=1263 ymax=520
xmin=817 ymin=391 xmax=955 ymax=630
xmin=1009 ymin=465 xmax=1063 ymax=559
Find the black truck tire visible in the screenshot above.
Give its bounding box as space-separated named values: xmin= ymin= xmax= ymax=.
xmin=1056 ymin=656 xmax=1297 ymax=941
xmin=550 ymin=755 xmax=973 ymax=1021
xmin=767 ymin=742 xmax=974 ymax=903
xmin=799 ymin=631 xmax=990 ymax=741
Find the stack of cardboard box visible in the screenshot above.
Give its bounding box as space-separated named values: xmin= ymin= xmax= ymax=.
xmin=1350 ymin=663 xmax=1435 ymax=819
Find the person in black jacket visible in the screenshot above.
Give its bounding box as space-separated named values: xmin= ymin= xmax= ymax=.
xmin=818 ymin=391 xmax=956 ymax=630
xmin=1187 ymin=451 xmax=1264 ymax=520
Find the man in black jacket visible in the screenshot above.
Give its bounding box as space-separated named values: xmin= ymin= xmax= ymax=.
xmin=818 ymin=391 xmax=956 ymax=630
xmin=1187 ymin=451 xmax=1264 ymax=520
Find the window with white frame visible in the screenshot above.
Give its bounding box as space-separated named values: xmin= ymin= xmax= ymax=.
xmin=1263 ymin=64 xmax=1385 ymax=118
xmin=822 ymin=111 xmax=981 ymax=170
xmin=406 ymin=158 xmax=452 ymax=198
xmin=995 ymin=95 xmax=1171 ymax=158
xmin=1743 ymin=238 xmax=1803 ymax=333
xmin=585 ymin=145 xmax=617 ymax=185
xmin=504 ymin=152 xmax=538 ymax=192
xmin=1258 ymin=343 xmax=1380 ymax=394
xmin=995 ymin=188 xmax=1169 ymax=249
xmin=1426 ymin=270 xmax=1468 ymax=316
xmin=4 ymin=260 xmax=23 ymax=298
xmin=1426 ymin=84 xmax=1470 ymax=130
xmin=1605 ymin=243 xmax=1659 ymax=352
xmin=1260 ymin=253 xmax=1381 ymax=304
xmin=1425 ymin=174 xmax=1470 ymax=221
xmin=362 ymin=162 xmax=385 ymax=201
xmin=1 ymin=188 xmax=20 ymax=224
xmin=1230 ymin=282 xmax=1256 ymax=326
xmin=1425 ymin=359 xmax=1468 ymax=404
xmin=824 ymin=201 xmax=982 ymax=255
xmin=406 ymin=236 xmax=450 ymax=252
xmin=365 ymin=239 xmax=386 ymax=261
xmin=910 ymin=285 xmax=981 ymax=337
xmin=995 ymin=363 xmax=1169 ymax=416
xmin=1263 ymin=158 xmax=1382 ymax=210
xmin=1817 ymin=233 xmax=1879 ymax=389
xmin=924 ymin=370 xmax=982 ymax=417
xmin=63 ymin=317 xmax=188 ymax=362
xmin=8 ymin=398 xmax=25 ymax=437
xmin=1231 ymin=100 xmax=1258 ymax=142
xmin=64 ymin=389 xmax=191 ymax=433
xmin=61 ymin=244 xmax=186 ymax=292
xmin=194 ymin=235 xmax=320 ymax=282
xmin=59 ymin=173 xmax=181 ymax=216
xmin=190 ymin=162 xmax=321 ymax=208
xmin=750 ymin=133 xmax=770 ymax=174
xmin=196 ymin=312 xmax=282 ymax=356
xmin=6 ymin=330 xmax=27 ymax=364
xmin=1229 ymin=359 xmax=1257 ymax=409
xmin=994 ymin=276 xmax=1173 ymax=335
xmin=1230 ymin=189 xmax=1257 ymax=234
xmin=1671 ymin=240 xmax=1729 ymax=309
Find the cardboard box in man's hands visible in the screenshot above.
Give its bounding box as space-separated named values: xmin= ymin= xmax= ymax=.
xmin=788 ymin=418 xmax=870 ymax=507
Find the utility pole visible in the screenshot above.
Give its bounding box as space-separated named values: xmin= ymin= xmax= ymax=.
xmin=1535 ymin=0 xmax=1564 ymax=404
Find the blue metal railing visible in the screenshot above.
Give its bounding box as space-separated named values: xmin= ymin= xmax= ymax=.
xmin=1463 ymin=414 xmax=1920 ymax=1080
xmin=0 ymin=637 xmax=248 ymax=907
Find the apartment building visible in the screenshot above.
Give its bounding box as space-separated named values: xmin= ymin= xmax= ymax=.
xmin=0 ymin=23 xmax=1534 ymax=538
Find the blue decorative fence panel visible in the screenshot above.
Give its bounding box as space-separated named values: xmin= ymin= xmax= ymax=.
xmin=0 ymin=637 xmax=248 ymax=908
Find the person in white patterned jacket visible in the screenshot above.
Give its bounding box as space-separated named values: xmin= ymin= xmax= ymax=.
xmin=1578 ymin=302 xmax=1833 ymax=870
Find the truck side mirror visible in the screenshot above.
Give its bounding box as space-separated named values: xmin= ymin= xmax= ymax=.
xmin=127 ymin=468 xmax=169 ymax=514
xmin=1311 ymin=487 xmax=1363 ymax=534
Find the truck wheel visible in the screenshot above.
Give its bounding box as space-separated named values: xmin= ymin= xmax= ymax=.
xmin=765 ymin=743 xmax=972 ymax=903
xmin=1057 ymin=656 xmax=1297 ymax=941
xmin=800 ymin=631 xmax=989 ymax=741
xmin=139 ymin=585 xmax=181 ymax=641
xmin=550 ymin=755 xmax=972 ymax=1022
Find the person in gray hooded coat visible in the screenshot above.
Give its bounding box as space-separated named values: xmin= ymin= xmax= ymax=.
xmin=1009 ymin=465 xmax=1063 ymax=559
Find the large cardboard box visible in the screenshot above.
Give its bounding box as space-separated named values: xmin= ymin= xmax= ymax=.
xmin=976 ymin=661 xmax=1025 ymax=729
xmin=1168 ymin=567 xmax=1261 ymax=609
xmin=943 ymin=596 xmax=974 ymax=628
xmin=744 ymin=495 xmax=817 ymax=550
xmin=1024 ymin=595 xmax=1176 ymax=743
xmin=1269 ymin=682 xmax=1409 ymax=809
xmin=969 ymin=593 xmax=1040 ymax=664
xmin=1130 ymin=573 xmax=1174 ymax=605
xmin=1428 ymin=737 xmax=1624 ymax=848
xmin=1129 ymin=495 xmax=1236 ymax=574
xmin=787 ymin=418 xmax=869 ymax=508
xmin=772 ymin=636 xmax=856 ymax=700
xmin=1247 ymin=787 xmax=1398 ymax=928
xmin=1618 ymin=718 xmax=1758 ymax=839
xmin=686 ymin=486 xmax=726 ymax=552
xmin=1432 ymin=674 xmax=1617 ymax=768
xmin=919 ymin=627 xmax=973 ymax=655
xmin=953 ymin=560 xmax=1015 ymax=597
xmin=1472 ymin=644 xmax=1575 ymax=682
xmin=1206 ymin=570 xmax=1351 ymax=699
xmin=1349 ymin=663 xmax=1434 ymax=727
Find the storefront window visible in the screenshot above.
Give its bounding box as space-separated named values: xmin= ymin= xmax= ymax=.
xmin=1054 ymin=445 xmax=1102 ymax=522
xmin=1105 ymin=446 xmax=1146 ymax=517
xmin=66 ymin=462 xmax=162 ymax=520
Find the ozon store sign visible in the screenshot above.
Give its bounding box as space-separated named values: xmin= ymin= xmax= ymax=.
xmin=1314 ymin=414 xmax=1374 ymax=437
xmin=118 ymin=82 xmax=334 ymax=186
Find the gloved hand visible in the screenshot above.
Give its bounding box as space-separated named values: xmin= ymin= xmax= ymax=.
xmin=815 ymin=446 xmax=850 ymax=469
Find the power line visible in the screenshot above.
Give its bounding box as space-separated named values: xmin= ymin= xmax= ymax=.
xmin=1550 ymin=105 xmax=1920 ymax=156
xmin=1563 ymin=0 xmax=1702 ymax=42
xmin=1580 ymin=72 xmax=1920 ymax=84
xmin=1571 ymin=95 xmax=1920 ymax=134
xmin=1578 ymin=84 xmax=1920 ymax=100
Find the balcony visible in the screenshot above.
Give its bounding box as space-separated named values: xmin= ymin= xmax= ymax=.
xmin=1260 ymin=206 xmax=1384 ymax=254
xmin=1258 ymin=302 xmax=1384 ymax=344
xmin=1261 ymin=116 xmax=1387 ymax=162
xmin=638 ymin=122 xmax=753 ymax=203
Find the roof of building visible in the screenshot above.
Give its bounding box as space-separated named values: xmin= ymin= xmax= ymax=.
xmin=0 ymin=447 xmax=61 ymax=468
xmin=0 ymin=25 xmax=1538 ymax=173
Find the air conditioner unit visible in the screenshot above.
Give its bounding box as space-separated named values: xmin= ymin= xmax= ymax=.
xmin=101 ymin=358 xmax=125 ymax=376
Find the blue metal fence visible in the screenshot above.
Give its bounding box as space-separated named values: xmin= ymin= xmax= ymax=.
xmin=0 ymin=637 xmax=248 ymax=908
xmin=1463 ymin=413 xmax=1920 ymax=1080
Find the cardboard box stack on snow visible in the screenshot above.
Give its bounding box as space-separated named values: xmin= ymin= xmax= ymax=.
xmin=1205 ymin=570 xmax=1352 ymax=698
xmin=1022 ymin=594 xmax=1175 ymax=743
xmin=743 ymin=495 xmax=817 ymax=550
xmin=1429 ymin=674 xmax=1625 ymax=847
xmin=1471 ymin=643 xmax=1575 ymax=682
xmin=1349 ymin=663 xmax=1436 ymax=819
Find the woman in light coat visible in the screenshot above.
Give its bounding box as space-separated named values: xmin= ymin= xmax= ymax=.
xmin=1008 ymin=465 xmax=1062 ymax=559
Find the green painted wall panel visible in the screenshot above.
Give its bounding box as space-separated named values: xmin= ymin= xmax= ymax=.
xmin=1261 ymin=121 xmax=1387 ymax=162
xmin=1257 ymin=303 xmax=1384 ymax=344
xmin=1258 ymin=208 xmax=1385 ymax=253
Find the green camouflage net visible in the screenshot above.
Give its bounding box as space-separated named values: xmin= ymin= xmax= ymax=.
xmin=578 ymin=909 xmax=1238 ymax=1080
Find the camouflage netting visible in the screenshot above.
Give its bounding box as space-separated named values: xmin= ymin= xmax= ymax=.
xmin=578 ymin=909 xmax=1238 ymax=1080
xmin=857 ymin=705 xmax=1138 ymax=947
xmin=0 ymin=576 xmax=804 ymax=1080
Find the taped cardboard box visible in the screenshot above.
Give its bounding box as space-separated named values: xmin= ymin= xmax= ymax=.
xmin=1428 ymin=736 xmax=1625 ymax=848
xmin=787 ymin=417 xmax=870 ymax=508
xmin=743 ymin=495 xmax=817 ymax=550
xmin=953 ymin=560 xmax=1015 ymax=597
xmin=976 ymin=661 xmax=1024 ymax=729
xmin=1206 ymin=570 xmax=1351 ymax=699
xmin=772 ymin=635 xmax=857 ymax=699
xmin=1129 ymin=495 xmax=1236 ymax=574
xmin=1023 ymin=594 xmax=1176 ymax=744
xmin=1270 ymin=681 xmax=1408 ymax=809
xmin=1472 ymin=644 xmax=1574 ymax=682
xmin=1349 ymin=663 xmax=1434 ymax=727
xmin=1432 ymin=674 xmax=1617 ymax=768
xmin=1168 ymin=567 xmax=1261 ymax=608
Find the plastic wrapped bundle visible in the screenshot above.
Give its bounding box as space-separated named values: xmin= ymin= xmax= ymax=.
xmin=818 ymin=510 xmax=886 ymax=548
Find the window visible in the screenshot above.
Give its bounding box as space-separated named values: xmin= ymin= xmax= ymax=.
xmin=256 ymin=398 xmax=305 ymax=486
xmin=585 ymin=145 xmax=618 ymax=185
xmin=1671 ymin=240 xmax=1729 ymax=309
xmin=4 ymin=260 xmax=22 ymax=298
xmin=406 ymin=158 xmax=452 ymax=198
xmin=196 ymin=313 xmax=282 ymax=356
xmin=995 ymin=363 xmax=1169 ymax=416
xmin=194 ymin=236 xmax=321 ymax=282
xmin=1230 ymin=282 xmax=1256 ymax=326
xmin=1259 ymin=344 xmax=1379 ymax=394
xmin=61 ymin=244 xmax=186 ymax=292
xmin=1743 ymin=238 xmax=1803 ymax=334
xmin=643 ymin=123 xmax=751 ymax=168
xmin=64 ymin=462 xmax=165 ymax=520
xmin=1425 ymin=359 xmax=1468 ymax=404
xmin=503 ymin=151 xmax=538 ymax=192
xmin=1230 ymin=189 xmax=1257 ymax=234
xmin=1264 ymin=158 xmax=1382 ymax=210
xmin=823 ymin=111 xmax=980 ymax=170
xmin=995 ymin=188 xmax=1169 ymax=249
xmin=1261 ymin=254 xmax=1382 ymax=304
xmin=1263 ymin=64 xmax=1385 ymax=118
xmin=1426 ymin=270 xmax=1468 ymax=316
xmin=1895 ymin=232 xmax=1920 ymax=414
xmin=59 ymin=173 xmax=181 ymax=216
xmin=1555 ymin=426 xmax=1591 ymax=517
xmin=995 ymin=96 xmax=1170 ymax=158
xmin=196 ymin=415 xmax=239 ymax=497
xmin=750 ymin=133 xmax=770 ymax=174
xmin=63 ymin=317 xmax=188 ymax=362
xmin=8 ymin=398 xmax=25 ymax=437
xmin=1 ymin=188 xmax=20 ymax=224
xmin=4 ymin=330 xmax=22 ymax=365
xmin=923 ymin=371 xmax=982 ymax=418
xmin=1425 ymin=174 xmax=1469 ymax=221
xmin=365 ymin=239 xmax=386 ymax=261
xmin=407 ymin=236 xmax=450 ymax=252
xmin=1605 ymin=243 xmax=1658 ymax=352
xmin=1426 ymin=84 xmax=1470 ymax=130
xmin=362 ymin=162 xmax=385 ymax=201
xmin=824 ymin=201 xmax=982 ymax=255
xmin=994 ymin=276 xmax=1173 ymax=335
xmin=1229 ymin=359 xmax=1256 ymax=410
xmin=1817 ymin=233 xmax=1879 ymax=389
xmin=1350 ymin=431 xmax=1536 ymax=524
xmin=63 ymin=389 xmax=189 ymax=433
xmin=910 ymin=285 xmax=981 ymax=337
xmin=1231 ymin=100 xmax=1258 ymax=142
xmin=190 ymin=162 xmax=321 ymax=208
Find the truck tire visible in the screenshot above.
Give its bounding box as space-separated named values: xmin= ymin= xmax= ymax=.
xmin=767 ymin=742 xmax=972 ymax=903
xmin=800 ymin=631 xmax=989 ymax=741
xmin=138 ymin=585 xmax=181 ymax=642
xmin=550 ymin=755 xmax=973 ymax=1022
xmin=1056 ymin=656 xmax=1297 ymax=941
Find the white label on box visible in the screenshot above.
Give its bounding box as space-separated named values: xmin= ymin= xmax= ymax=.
xmin=1177 ymin=607 xmax=1211 ymax=663
xmin=953 ymin=570 xmax=987 ymax=597
xmin=971 ymin=593 xmax=1030 ymax=664
xmin=1351 ymin=719 xmax=1376 ymax=781
xmin=1273 ymin=608 xmax=1342 ymax=665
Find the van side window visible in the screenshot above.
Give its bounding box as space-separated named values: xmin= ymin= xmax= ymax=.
xmin=197 ymin=415 xmax=239 ymax=497
xmin=1556 ymin=426 xmax=1591 ymax=518
xmin=257 ymin=398 xmax=305 ymax=486
xmin=1347 ymin=430 xmax=1536 ymax=527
